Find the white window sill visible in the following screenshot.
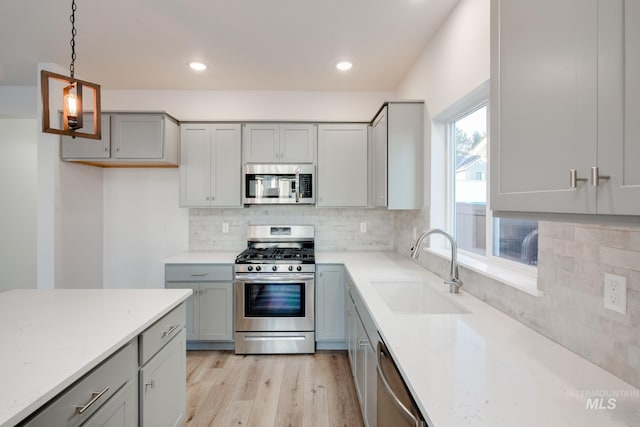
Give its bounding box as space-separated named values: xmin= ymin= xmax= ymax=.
xmin=424 ymin=247 xmax=543 ymax=297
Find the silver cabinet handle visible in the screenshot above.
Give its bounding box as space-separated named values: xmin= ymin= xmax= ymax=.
xmin=75 ymin=386 xmax=109 ymax=414
xmin=191 ymin=273 xmax=208 ymax=277
xmin=145 ymin=380 xmax=155 ymax=392
xmin=358 ymin=339 xmax=368 ymax=347
xmin=569 ymin=169 xmax=587 ymax=188
xmin=377 ymin=343 xmax=421 ymax=426
xmin=591 ymin=166 xmax=610 ymax=187
xmin=161 ymin=324 xmax=179 ymax=338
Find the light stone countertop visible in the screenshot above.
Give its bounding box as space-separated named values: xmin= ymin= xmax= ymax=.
xmin=319 ymin=252 xmax=640 ymax=426
xmin=0 ymin=289 xmax=192 ymax=427
xmin=165 ymin=250 xmax=640 ymax=426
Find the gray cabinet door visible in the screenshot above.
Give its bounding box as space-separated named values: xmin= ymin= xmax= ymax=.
xmin=199 ymin=282 xmax=234 ymax=341
xmin=242 ymin=124 xmax=280 ymax=162
xmin=180 ymin=124 xmax=212 ymax=207
xmin=597 ymin=0 xmax=640 ymax=215
xmin=354 ymin=313 xmax=367 ymax=409
xmin=139 ymin=329 xmax=186 ymax=427
xmin=317 ymin=124 xmax=368 ymax=207
xmin=372 ymin=107 xmax=388 ymax=207
xmin=211 ymin=124 xmax=242 ymax=207
xmin=112 ymin=114 xmax=164 ymax=159
xmin=490 ymin=0 xmax=598 ymax=213
xmin=346 ymin=290 xmax=357 ymax=377
xmin=279 ymin=124 xmax=316 ymax=163
xmin=364 ymin=341 xmax=377 ymax=427
xmin=315 ymin=265 xmax=345 ymax=342
xmin=387 ymin=103 xmax=423 ymax=210
xmin=61 ymin=113 xmax=110 ymax=159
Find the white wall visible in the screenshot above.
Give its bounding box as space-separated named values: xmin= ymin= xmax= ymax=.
xmin=103 ymin=168 xmax=188 ymax=289
xmin=0 ymin=86 xmax=37 ymax=117
xmin=396 ymin=0 xmax=490 ymax=117
xmin=0 ymin=118 xmax=38 ymax=292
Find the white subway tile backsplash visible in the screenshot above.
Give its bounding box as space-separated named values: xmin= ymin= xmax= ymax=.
xmin=189 ymin=206 xmax=395 ymax=252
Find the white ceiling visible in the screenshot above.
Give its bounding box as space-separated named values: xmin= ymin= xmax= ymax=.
xmin=0 ymin=0 xmax=460 ymax=91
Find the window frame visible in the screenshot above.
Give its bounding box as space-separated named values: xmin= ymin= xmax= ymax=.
xmin=429 ymin=82 xmax=541 ymax=296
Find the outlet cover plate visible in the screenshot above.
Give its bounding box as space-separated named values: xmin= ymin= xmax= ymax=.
xmin=604 ymin=273 xmax=626 ymax=314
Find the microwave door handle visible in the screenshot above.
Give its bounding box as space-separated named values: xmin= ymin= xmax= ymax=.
xmin=295 ymin=168 xmax=300 ymax=203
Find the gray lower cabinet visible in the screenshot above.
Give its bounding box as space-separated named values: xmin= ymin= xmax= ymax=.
xmin=315 ymin=264 xmax=346 ymax=348
xmin=165 ymin=264 xmax=234 ymax=344
xmin=21 ymin=342 xmax=138 ymax=427
xmin=139 ymin=329 xmax=186 ymax=427
xmin=20 ymin=302 xmax=188 ymax=427
xmin=346 ymin=277 xmax=377 ymax=427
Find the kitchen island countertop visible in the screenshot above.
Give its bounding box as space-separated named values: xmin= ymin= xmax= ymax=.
xmin=0 ymin=288 xmax=191 ymax=427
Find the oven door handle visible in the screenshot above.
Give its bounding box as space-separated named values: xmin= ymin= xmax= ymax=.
xmin=235 ymin=273 xmax=315 ymax=282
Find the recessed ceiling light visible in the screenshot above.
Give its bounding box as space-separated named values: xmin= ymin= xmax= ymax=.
xmin=336 ymin=61 xmax=353 ymax=71
xmin=189 ymin=62 xmax=207 ymax=72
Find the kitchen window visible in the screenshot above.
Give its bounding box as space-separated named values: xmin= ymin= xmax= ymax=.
xmin=431 ymin=85 xmax=539 ymax=294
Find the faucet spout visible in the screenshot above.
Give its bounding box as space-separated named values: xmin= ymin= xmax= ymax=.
xmin=410 ymin=229 xmax=463 ymax=294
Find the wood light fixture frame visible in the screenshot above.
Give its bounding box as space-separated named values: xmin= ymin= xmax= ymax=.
xmin=41 ymin=69 xmax=102 ymax=140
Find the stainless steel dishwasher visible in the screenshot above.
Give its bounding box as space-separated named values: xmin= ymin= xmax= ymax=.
xmin=377 ymin=339 xmax=428 ymax=427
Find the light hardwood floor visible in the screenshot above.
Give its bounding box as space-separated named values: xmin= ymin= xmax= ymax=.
xmin=183 ymin=350 xmax=365 ymax=427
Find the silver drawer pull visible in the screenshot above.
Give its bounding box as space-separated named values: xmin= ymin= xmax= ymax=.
xmin=75 ymin=386 xmax=109 ymax=415
xmin=161 ymin=324 xmax=179 ymax=338
xmin=191 ymin=273 xmax=208 ymax=277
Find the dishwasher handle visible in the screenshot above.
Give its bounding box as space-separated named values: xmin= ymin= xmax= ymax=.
xmin=377 ymin=341 xmax=426 ymax=427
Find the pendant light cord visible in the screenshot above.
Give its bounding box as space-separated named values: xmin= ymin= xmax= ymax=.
xmin=69 ymin=0 xmax=77 ymax=78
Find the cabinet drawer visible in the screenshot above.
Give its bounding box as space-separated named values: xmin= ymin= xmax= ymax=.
xmin=21 ymin=341 xmax=137 ymax=427
xmin=165 ymin=264 xmax=233 ymax=282
xmin=139 ymin=303 xmax=186 ymax=365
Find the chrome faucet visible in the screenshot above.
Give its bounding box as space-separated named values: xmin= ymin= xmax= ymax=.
xmin=410 ymin=229 xmax=463 ymax=294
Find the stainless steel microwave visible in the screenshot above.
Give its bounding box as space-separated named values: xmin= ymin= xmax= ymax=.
xmin=243 ymin=164 xmax=315 ymax=205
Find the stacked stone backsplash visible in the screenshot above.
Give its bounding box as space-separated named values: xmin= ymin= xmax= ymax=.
xmin=395 ymin=210 xmax=640 ymax=388
xmin=189 ymin=206 xmax=395 ymax=252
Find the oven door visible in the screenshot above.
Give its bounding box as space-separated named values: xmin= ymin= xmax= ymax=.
xmin=235 ymin=273 xmax=315 ymax=332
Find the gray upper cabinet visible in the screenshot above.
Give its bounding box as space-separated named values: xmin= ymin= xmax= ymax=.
xmin=61 ymin=112 xmax=179 ymax=167
xmin=180 ymin=123 xmax=242 ymax=208
xmin=596 ymin=0 xmax=640 ymax=214
xmin=61 ymin=113 xmax=111 ymax=159
xmin=242 ymin=123 xmax=316 ymax=163
xmin=371 ymin=102 xmax=424 ymax=210
xmin=490 ymin=0 xmax=640 ymax=215
xmin=317 ymin=124 xmax=368 ymax=207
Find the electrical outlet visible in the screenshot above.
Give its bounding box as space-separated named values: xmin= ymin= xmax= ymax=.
xmin=360 ymin=222 xmax=367 ymax=233
xmin=222 ymin=222 xmax=229 ymax=233
xmin=603 ymin=273 xmax=626 ymax=314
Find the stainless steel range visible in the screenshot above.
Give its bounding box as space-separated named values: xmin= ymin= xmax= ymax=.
xmin=234 ymin=225 xmax=315 ymax=354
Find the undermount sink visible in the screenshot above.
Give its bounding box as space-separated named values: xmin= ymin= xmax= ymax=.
xmin=371 ymin=280 xmax=470 ymax=315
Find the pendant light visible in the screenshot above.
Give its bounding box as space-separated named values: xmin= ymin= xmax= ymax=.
xmin=41 ymin=0 xmax=101 ymax=139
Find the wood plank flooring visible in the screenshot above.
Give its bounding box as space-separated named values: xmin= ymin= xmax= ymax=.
xmin=183 ymin=350 xmax=365 ymax=427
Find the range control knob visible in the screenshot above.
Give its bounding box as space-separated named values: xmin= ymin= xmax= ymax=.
xmin=256 ymin=266 xmax=261 ymax=272
xmin=296 ymin=265 xmax=302 ymax=272
xmin=288 ymin=265 xmax=293 ymax=272
xmin=247 ymin=265 xmax=253 ymax=272
xmin=272 ymin=265 xmax=278 ymax=272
